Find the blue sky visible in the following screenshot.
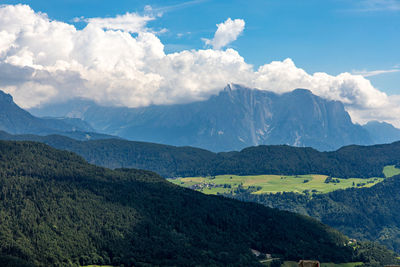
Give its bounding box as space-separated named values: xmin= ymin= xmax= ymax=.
xmin=0 ymin=0 xmax=399 ymax=126
xmin=3 ymin=0 xmax=399 ymax=94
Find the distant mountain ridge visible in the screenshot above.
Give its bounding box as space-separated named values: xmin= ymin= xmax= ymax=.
xmin=0 ymin=90 xmax=120 ymax=141
xmin=2 ymin=130 xmax=400 ymax=178
xmin=0 ymin=90 xmax=93 ymax=134
xmin=363 ymin=120 xmax=400 ymax=144
xmin=31 ymin=84 xmax=381 ymax=151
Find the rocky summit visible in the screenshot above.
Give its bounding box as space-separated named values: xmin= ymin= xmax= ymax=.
xmin=31 ymin=84 xmax=375 ymax=151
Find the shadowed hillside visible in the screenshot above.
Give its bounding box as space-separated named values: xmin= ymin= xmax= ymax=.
xmin=1 ymin=131 xmax=400 ymax=178
xmin=0 ymin=140 xmax=360 ymax=266
xmin=231 ymin=175 xmax=400 ymax=254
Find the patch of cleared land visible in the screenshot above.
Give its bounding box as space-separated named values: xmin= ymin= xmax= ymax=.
xmin=168 ymin=166 xmax=399 ymax=196
xmin=383 ymin=165 xmax=400 ymax=178
xmin=280 ymin=262 xmax=362 ymax=267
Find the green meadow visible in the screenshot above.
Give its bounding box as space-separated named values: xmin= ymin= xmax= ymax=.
xmin=280 ymin=262 xmax=362 ymax=267
xmin=168 ymin=165 xmax=399 ymax=196
xmin=383 ymin=165 xmax=400 ymax=178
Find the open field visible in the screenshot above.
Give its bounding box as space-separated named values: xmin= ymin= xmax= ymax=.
xmin=320 ymin=263 xmax=363 ymax=267
xmin=168 ymin=166 xmax=399 ymax=196
xmin=383 ymin=165 xmax=400 ymax=177
xmin=280 ymin=262 xmax=362 ymax=267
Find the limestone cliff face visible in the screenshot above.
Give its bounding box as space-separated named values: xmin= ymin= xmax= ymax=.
xmin=190 ymin=85 xmax=372 ymax=151
xmin=28 ymin=85 xmax=373 ymax=151
xmin=262 ymin=88 xmax=371 ymax=150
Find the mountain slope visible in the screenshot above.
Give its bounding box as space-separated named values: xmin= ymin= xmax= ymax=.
xmin=0 ymin=90 xmax=93 ymax=135
xmin=363 ymin=121 xmax=400 ymax=144
xmin=29 ymin=85 xmax=372 ymax=151
xmin=1 ymin=131 xmax=400 ymax=178
xmin=0 ymin=141 xmax=356 ymax=266
xmin=232 ymin=175 xmax=400 ymax=254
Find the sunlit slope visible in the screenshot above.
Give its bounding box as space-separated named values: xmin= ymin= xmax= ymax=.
xmin=169 ymin=166 xmax=398 ymax=195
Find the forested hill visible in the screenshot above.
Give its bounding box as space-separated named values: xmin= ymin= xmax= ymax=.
xmin=2 ymin=131 xmax=400 ymax=178
xmin=0 ymin=140 xmax=359 ymax=266
xmin=233 ymin=174 xmax=400 ymax=254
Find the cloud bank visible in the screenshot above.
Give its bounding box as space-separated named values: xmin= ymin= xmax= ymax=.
xmin=0 ymin=4 xmax=398 ymax=126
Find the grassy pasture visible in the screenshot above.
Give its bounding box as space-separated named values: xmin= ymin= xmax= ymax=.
xmin=168 ymin=166 xmax=400 ymax=196
xmin=383 ymin=165 xmax=400 ymax=178
xmin=280 ymin=262 xmax=362 ymax=267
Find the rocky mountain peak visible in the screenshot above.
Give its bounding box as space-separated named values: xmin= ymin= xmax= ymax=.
xmin=27 ymin=86 xmax=375 ymax=151
xmin=0 ymin=90 xmax=14 ymax=104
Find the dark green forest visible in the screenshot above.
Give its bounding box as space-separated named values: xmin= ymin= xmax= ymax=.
xmin=228 ymin=175 xmax=400 ymax=254
xmin=2 ymin=131 xmax=400 ymax=178
xmin=0 ymin=140 xmax=373 ymax=266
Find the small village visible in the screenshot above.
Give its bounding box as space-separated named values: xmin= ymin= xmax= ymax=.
xmin=189 ymin=182 xmax=231 ymax=191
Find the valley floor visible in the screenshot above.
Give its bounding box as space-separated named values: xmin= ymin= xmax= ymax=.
xmin=280 ymin=262 xmax=362 ymax=267
xmin=168 ymin=165 xmax=400 ymax=196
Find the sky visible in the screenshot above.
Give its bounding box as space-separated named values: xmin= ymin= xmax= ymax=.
xmin=0 ymin=0 xmax=399 ymax=126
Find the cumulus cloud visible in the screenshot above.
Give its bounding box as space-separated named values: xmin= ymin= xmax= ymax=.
xmin=203 ymin=18 xmax=245 ymax=49
xmin=0 ymin=4 xmax=399 ymax=127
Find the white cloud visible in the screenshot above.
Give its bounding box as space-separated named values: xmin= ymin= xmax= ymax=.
xmin=203 ymin=18 xmax=245 ymax=49
xmin=355 ymin=0 xmax=400 ymax=11
xmin=72 ymin=16 xmax=84 ymax=23
xmin=0 ymin=4 xmax=399 ymax=127
xmin=85 ymin=12 xmax=155 ymax=33
xmin=146 ymin=0 xmax=208 ymax=15
xmin=253 ymin=58 xmax=389 ymax=109
xmin=352 ymin=69 xmax=400 ymax=77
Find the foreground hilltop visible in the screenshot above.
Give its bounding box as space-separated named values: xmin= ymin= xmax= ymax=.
xmin=0 ymin=140 xmax=359 ymax=266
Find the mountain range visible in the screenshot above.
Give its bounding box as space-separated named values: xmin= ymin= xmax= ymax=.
xmin=29 ymin=84 xmax=400 ymax=151
xmin=2 ymin=87 xmax=400 ymax=265
xmin=363 ymin=120 xmax=400 ymax=145
xmin=1 ymin=130 xmax=400 ymax=179
xmin=0 ymin=90 xmax=118 ymax=141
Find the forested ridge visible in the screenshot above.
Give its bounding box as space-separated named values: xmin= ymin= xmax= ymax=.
xmin=0 ymin=140 xmax=373 ymax=266
xmin=1 ymin=131 xmax=400 ymax=178
xmin=230 ymin=175 xmax=400 ymax=254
